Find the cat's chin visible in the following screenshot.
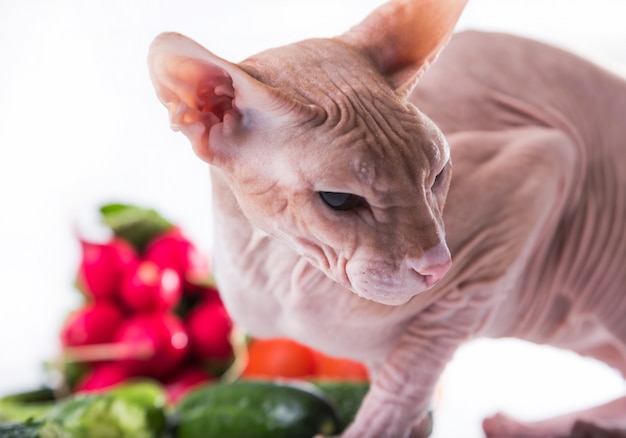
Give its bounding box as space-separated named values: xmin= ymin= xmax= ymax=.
xmin=357 ymin=292 xmax=415 ymax=306
xmin=350 ymin=278 xmax=432 ymax=306
xmin=344 ymin=262 xmax=436 ymax=306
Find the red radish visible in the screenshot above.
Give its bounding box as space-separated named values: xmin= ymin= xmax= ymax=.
xmin=119 ymin=260 xmax=182 ymax=313
xmin=163 ymin=366 xmax=213 ymax=405
xmin=74 ymin=362 xmax=130 ymax=394
xmin=197 ymin=286 xmax=221 ymax=304
xmin=60 ymin=302 xmax=124 ymax=347
xmin=113 ymin=313 xmax=189 ymax=379
xmin=77 ymin=238 xmax=137 ymax=301
xmin=144 ymin=228 xmax=209 ymax=287
xmin=186 ymin=300 xmax=233 ymax=361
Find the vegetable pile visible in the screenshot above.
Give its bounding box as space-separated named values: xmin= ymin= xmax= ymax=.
xmin=0 ymin=380 xmax=370 ymax=438
xmin=57 ymin=203 xmax=229 ymax=402
xmin=0 ymin=203 xmax=371 ymax=437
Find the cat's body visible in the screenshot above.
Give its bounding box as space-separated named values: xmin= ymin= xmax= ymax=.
xmin=149 ymin=1 xmax=626 ymax=436
xmin=416 ymin=31 xmax=626 ymax=352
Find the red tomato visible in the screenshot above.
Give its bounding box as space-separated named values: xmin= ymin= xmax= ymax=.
xmin=313 ymin=352 xmax=369 ymax=381
xmin=242 ymin=338 xmax=316 ymax=379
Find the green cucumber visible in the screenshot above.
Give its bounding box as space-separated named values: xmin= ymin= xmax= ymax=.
xmin=174 ymin=380 xmax=341 ymax=438
xmin=313 ymin=381 xmax=369 ymax=432
xmin=314 ymin=381 xmax=434 ymax=437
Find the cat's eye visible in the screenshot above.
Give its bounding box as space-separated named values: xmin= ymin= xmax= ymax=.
xmin=433 ymin=170 xmax=444 ymax=187
xmin=432 ymin=163 xmax=449 ymax=189
xmin=319 ymin=191 xmax=365 ymax=211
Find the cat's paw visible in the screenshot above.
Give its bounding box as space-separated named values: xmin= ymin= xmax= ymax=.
xmin=410 ymin=410 xmax=434 ymax=438
xmin=483 ymin=413 xmax=626 ymax=438
xmin=483 ymin=412 xmax=533 ymax=438
xmin=329 ymin=408 xmax=431 ymax=438
xmin=568 ymin=421 xmax=626 ymax=438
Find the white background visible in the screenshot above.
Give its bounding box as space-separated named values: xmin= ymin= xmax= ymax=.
xmin=0 ymin=1 xmax=625 ymax=437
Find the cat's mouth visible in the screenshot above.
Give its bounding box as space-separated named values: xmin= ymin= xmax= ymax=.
xmin=292 ymin=236 xmax=451 ymax=305
xmin=343 ymin=241 xmax=452 ymax=305
xmin=346 ymin=265 xmax=438 ymax=306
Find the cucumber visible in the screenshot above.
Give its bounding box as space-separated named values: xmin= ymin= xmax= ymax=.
xmin=314 ymin=381 xmax=433 ymax=437
xmin=174 ymin=380 xmax=341 ymax=438
xmin=312 ymin=381 xmax=369 ymax=432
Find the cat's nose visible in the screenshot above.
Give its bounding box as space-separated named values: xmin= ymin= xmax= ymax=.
xmin=406 ymin=242 xmax=452 ymax=287
xmin=419 ymin=260 xmax=452 ymax=286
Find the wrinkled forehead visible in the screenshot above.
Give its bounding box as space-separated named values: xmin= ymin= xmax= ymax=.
xmin=302 ymin=103 xmax=446 ymax=192
xmin=251 ymin=37 xmax=448 ymax=192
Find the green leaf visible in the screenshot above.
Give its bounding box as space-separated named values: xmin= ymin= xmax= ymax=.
xmin=99 ymin=203 xmax=173 ymax=253
xmin=45 ymin=393 xmax=158 ymax=438
xmin=0 ymin=388 xmax=56 ymax=423
xmin=0 ymin=419 xmax=44 ymax=438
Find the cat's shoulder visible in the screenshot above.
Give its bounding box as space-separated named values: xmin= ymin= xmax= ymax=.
xmin=448 ymin=30 xmax=557 ymax=56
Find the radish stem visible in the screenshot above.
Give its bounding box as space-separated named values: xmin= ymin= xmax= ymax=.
xmin=63 ymin=342 xmax=154 ymax=362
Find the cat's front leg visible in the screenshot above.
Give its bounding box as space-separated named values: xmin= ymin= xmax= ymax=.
xmin=337 ymin=321 xmax=458 ymax=437
xmin=335 ymin=293 xmax=487 ymax=438
xmin=338 ymin=383 xmax=435 ymax=438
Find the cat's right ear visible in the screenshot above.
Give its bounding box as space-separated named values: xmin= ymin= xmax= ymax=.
xmin=148 ymin=32 xmax=323 ymax=165
xmin=338 ymin=0 xmax=467 ymax=95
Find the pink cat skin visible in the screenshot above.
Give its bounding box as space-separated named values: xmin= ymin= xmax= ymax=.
xmin=148 ymin=0 xmax=626 ymax=436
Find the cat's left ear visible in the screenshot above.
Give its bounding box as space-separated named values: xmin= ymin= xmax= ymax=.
xmin=338 ymin=0 xmax=467 ymax=95
xmin=148 ymin=32 xmax=323 ymax=165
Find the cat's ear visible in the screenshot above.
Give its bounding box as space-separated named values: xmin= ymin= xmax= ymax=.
xmin=338 ymin=0 xmax=467 ymax=94
xmin=148 ymin=32 xmax=323 ymax=164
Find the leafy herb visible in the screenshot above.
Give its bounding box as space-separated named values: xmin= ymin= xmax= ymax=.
xmin=0 ymin=419 xmax=43 ymax=438
xmin=99 ymin=203 xmax=173 ymax=253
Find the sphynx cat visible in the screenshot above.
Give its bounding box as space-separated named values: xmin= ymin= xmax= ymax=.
xmin=148 ymin=0 xmax=626 ymax=436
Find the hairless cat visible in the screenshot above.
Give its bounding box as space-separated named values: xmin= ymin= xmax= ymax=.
xmin=148 ymin=0 xmax=626 ymax=436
